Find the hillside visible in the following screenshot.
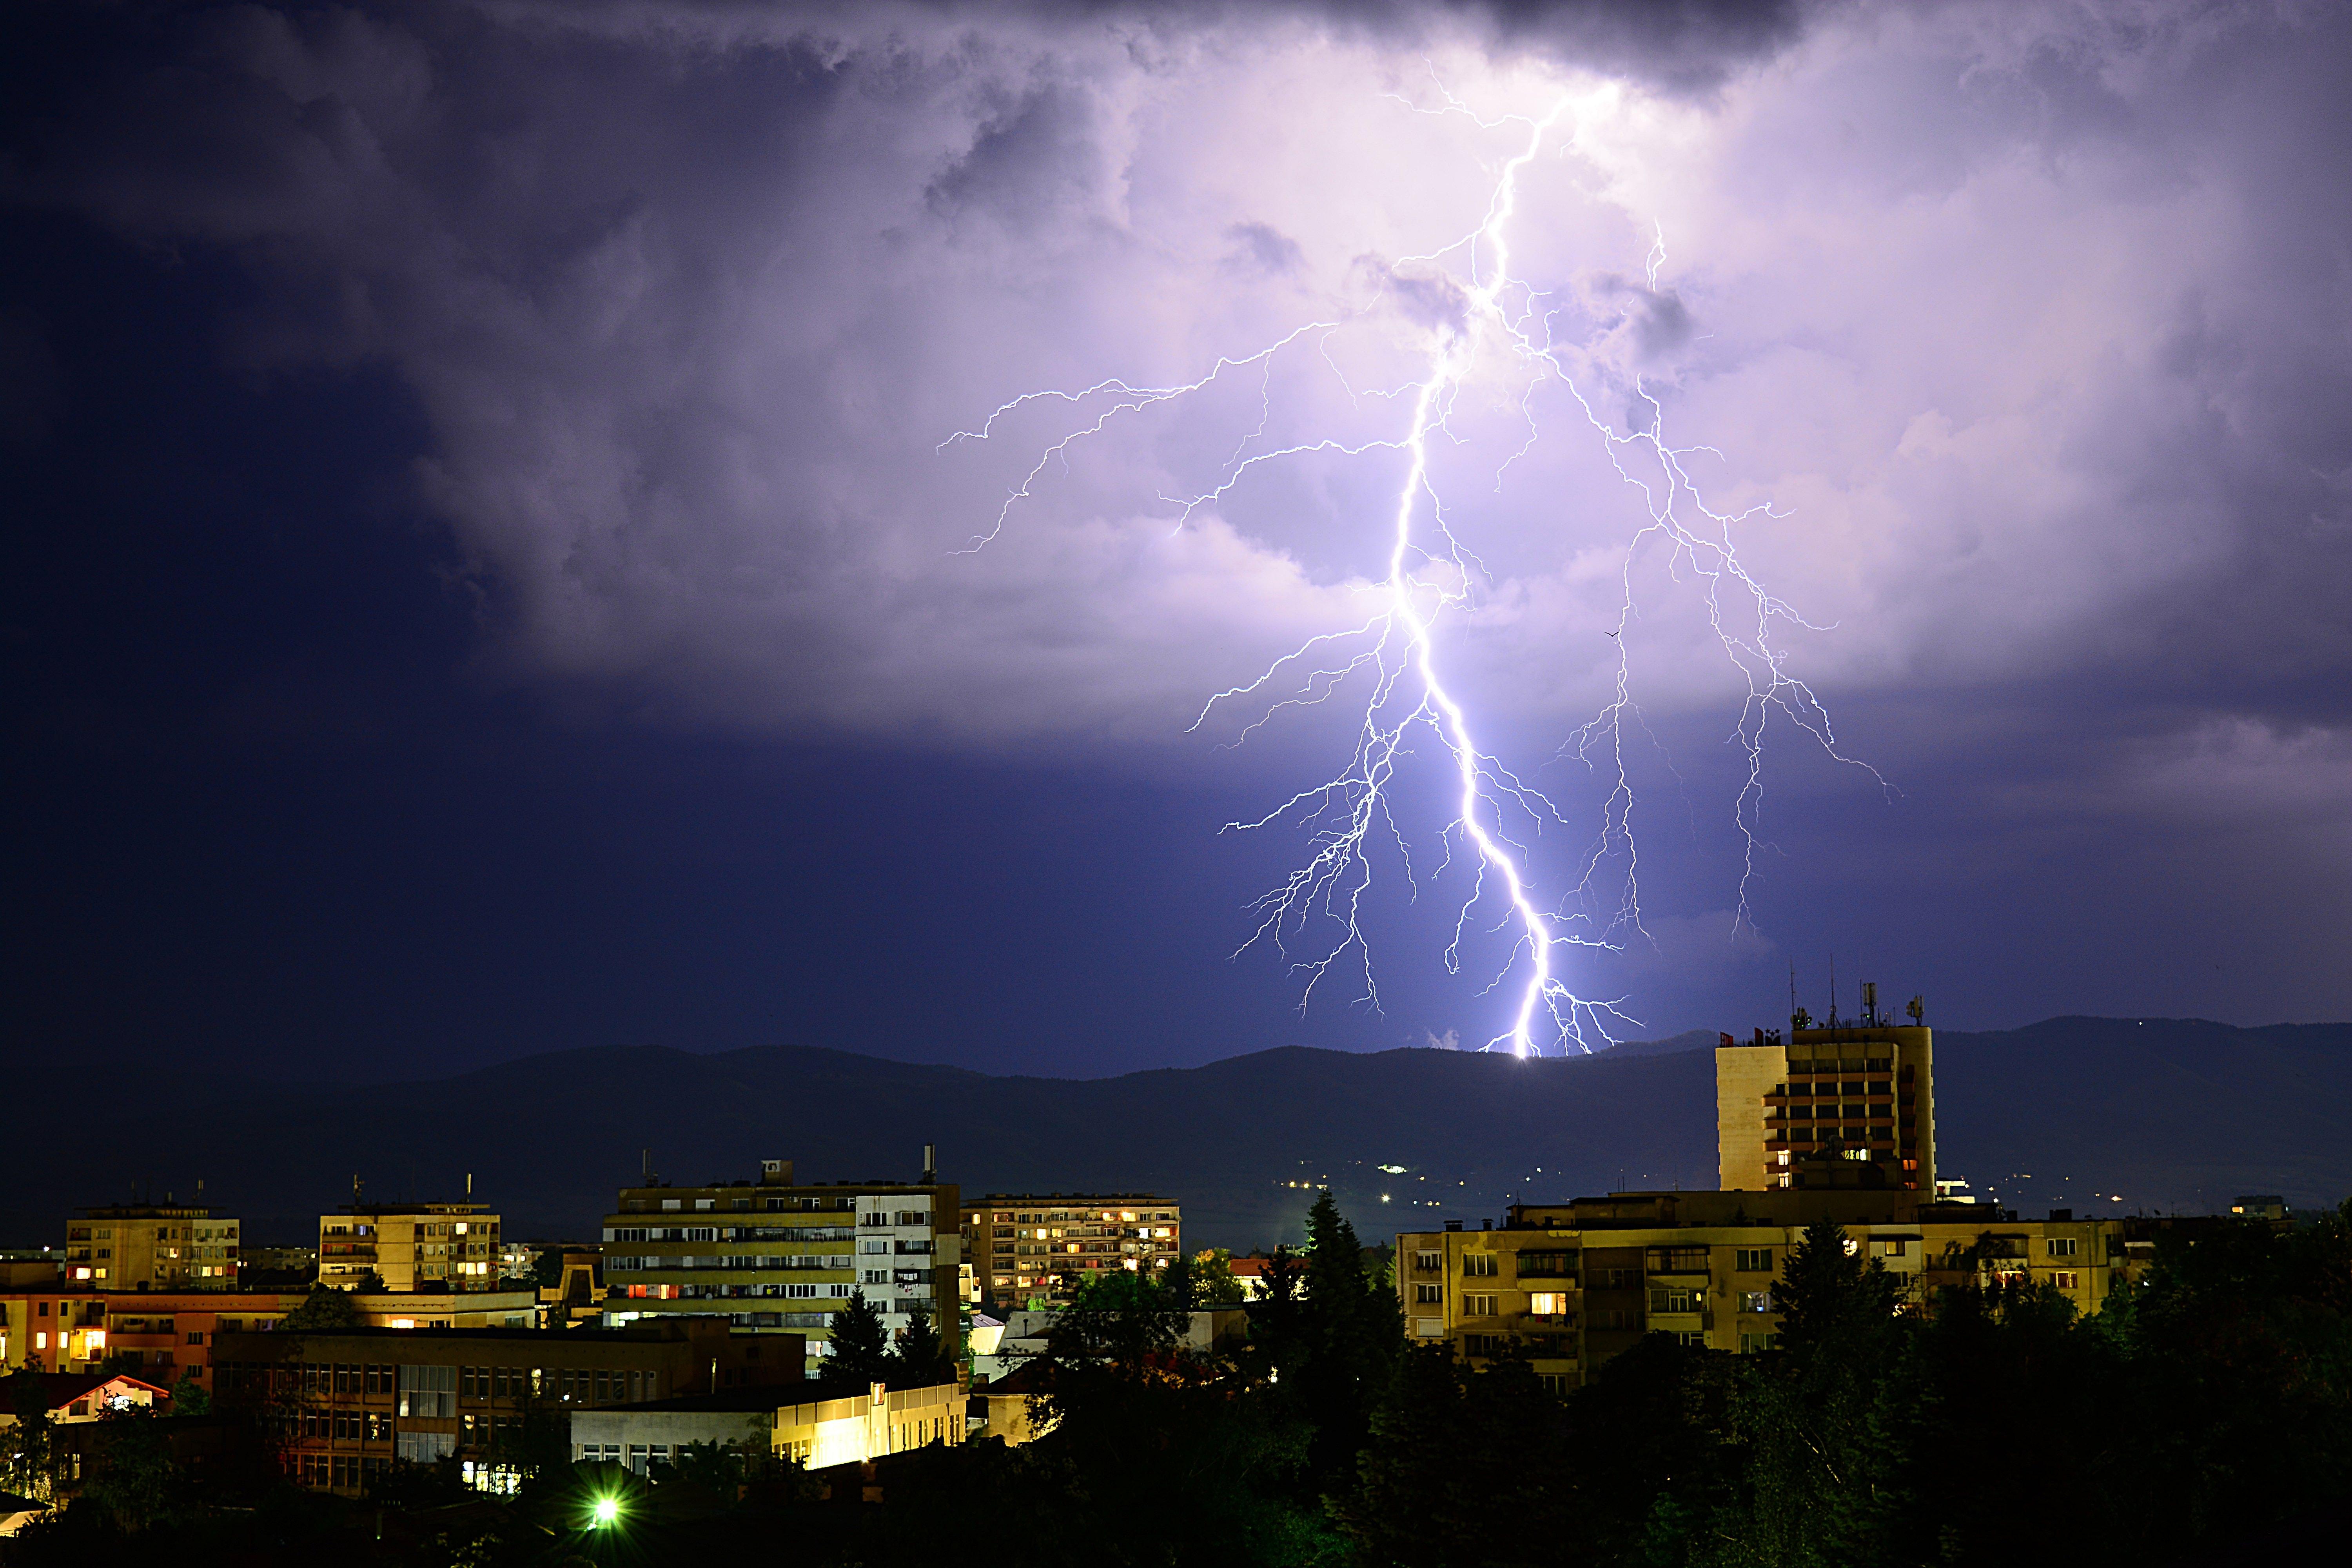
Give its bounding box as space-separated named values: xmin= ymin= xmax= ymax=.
xmin=9 ymin=1017 xmax=2348 ymax=1250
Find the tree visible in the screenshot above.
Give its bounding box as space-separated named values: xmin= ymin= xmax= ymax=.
xmin=1337 ymin=1342 xmax=1466 ymax=1566
xmin=659 ymin=1437 xmax=747 ymax=1495
xmin=1771 ymin=1216 xmax=1905 ymax=1356
xmin=1188 ymin=1249 xmax=1246 ymax=1306
xmin=1713 ymin=1218 xmax=1928 ymax=1568
xmin=1 ymin=1364 xmax=57 ymax=1502
xmin=829 ymin=1290 xmax=894 ymax=1388
xmin=1041 ymin=1267 xmax=1189 ymax=1389
xmin=893 ymin=1303 xmax=948 ymax=1387
xmin=166 ymin=1371 xmax=209 ymax=1417
xmin=79 ymin=1410 xmax=179 ymax=1532
xmin=1158 ymin=1251 xmax=1201 ymax=1313
xmin=1287 ymin=1189 xmax=1402 ymax=1493
xmin=278 ymin=1285 xmax=362 ymax=1332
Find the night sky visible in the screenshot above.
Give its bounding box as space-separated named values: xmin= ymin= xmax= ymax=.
xmin=7 ymin=1 xmax=2350 ymax=1085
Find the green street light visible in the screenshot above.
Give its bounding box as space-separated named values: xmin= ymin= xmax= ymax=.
xmin=592 ymin=1497 xmax=621 ymax=1527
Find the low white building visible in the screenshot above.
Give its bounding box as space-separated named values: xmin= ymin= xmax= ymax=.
xmin=569 ymin=1380 xmax=966 ymax=1474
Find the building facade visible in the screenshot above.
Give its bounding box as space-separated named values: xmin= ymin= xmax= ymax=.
xmin=601 ymin=1158 xmax=959 ymax=1370
xmin=0 ymin=1291 xmax=109 ymax=1377
xmin=214 ymin=1320 xmax=801 ymax=1494
xmin=1 ymin=1284 xmax=539 ymax=1387
xmin=960 ymin=1194 xmax=1181 ymax=1308
xmin=64 ymin=1204 xmax=240 ymax=1290
xmin=1397 ymin=1192 xmax=2129 ymax=1389
xmin=319 ymin=1203 xmax=504 ymax=1292
xmin=1717 ymin=1005 xmax=1936 ymax=1194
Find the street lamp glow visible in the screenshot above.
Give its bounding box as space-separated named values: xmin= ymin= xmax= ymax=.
xmin=592 ymin=1497 xmax=620 ymax=1526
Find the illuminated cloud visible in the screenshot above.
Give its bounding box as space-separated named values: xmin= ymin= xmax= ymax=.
xmin=16 ymin=0 xmax=2351 ymax=1022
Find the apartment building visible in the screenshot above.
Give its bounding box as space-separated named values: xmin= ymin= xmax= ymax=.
xmin=2 ymin=1284 xmax=538 ymax=1386
xmin=64 ymin=1203 xmax=240 ymax=1290
xmin=74 ymin=1290 xmax=312 ymax=1390
xmin=214 ymin=1319 xmax=800 ymax=1494
xmin=601 ymin=1157 xmax=959 ymax=1370
xmin=1398 ymin=1191 xmax=2129 ymax=1389
xmin=319 ymin=1202 xmax=504 ymax=1292
xmin=961 ymin=1194 xmax=1181 ymax=1307
xmin=1717 ymin=987 xmax=1936 ymax=1194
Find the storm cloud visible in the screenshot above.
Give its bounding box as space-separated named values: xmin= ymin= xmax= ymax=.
xmin=9 ymin=0 xmax=2352 ymax=1045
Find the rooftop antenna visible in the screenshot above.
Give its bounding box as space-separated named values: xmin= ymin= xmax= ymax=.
xmin=1827 ymin=953 xmax=1839 ymax=1027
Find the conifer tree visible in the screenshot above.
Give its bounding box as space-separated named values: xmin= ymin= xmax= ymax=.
xmin=828 ymin=1289 xmax=894 ymax=1388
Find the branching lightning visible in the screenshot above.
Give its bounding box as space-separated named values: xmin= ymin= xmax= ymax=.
xmin=944 ymin=84 xmax=1882 ymax=1056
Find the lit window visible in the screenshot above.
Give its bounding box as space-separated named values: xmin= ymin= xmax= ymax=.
xmin=1526 ymin=1292 xmax=1570 ymax=1314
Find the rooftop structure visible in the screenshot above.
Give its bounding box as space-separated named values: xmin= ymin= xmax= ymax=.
xmin=1716 ymin=983 xmax=1935 ymax=1194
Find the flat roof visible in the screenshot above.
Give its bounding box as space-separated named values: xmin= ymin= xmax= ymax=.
xmin=967 ymin=1194 xmax=1176 ymax=1204
xmin=211 ymin=1323 xmax=753 ymax=1343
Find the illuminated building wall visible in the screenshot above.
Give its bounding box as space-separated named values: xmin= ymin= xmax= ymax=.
xmin=64 ymin=1203 xmax=239 ymax=1290
xmin=0 ymin=1291 xmax=110 ymax=1376
xmin=1397 ymin=1192 xmax=2130 ymax=1388
xmin=319 ymin=1201 xmax=504 ymax=1292
xmin=960 ymin=1195 xmax=1181 ymax=1308
xmin=569 ymin=1379 xmax=965 ymax=1475
xmin=601 ymin=1159 xmax=960 ymax=1371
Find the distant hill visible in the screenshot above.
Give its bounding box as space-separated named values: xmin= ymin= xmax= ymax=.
xmin=7 ymin=1018 xmax=2347 ymax=1251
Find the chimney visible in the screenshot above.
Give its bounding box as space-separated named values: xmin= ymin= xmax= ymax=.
xmin=922 ymin=1144 xmax=937 ymax=1185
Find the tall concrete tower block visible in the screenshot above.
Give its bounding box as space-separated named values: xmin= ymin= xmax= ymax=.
xmin=1717 ymin=1022 xmax=1933 ymax=1194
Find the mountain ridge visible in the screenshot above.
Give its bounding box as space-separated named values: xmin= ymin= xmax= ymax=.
xmin=7 ymin=1017 xmax=2347 ymax=1251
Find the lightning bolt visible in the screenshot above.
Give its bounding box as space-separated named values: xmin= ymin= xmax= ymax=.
xmin=944 ymin=83 xmax=1881 ymax=1056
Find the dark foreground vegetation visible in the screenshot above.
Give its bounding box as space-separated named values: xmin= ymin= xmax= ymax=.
xmin=5 ymin=1193 xmax=2348 ymax=1568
